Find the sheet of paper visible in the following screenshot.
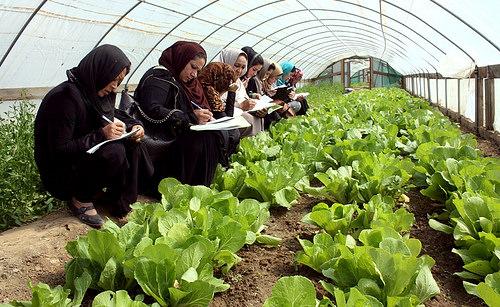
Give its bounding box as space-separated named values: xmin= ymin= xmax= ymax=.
xmin=248 ymin=95 xmax=277 ymax=112
xmin=205 ymin=116 xmax=233 ymax=125
xmin=293 ymin=92 xmax=309 ymax=100
xmin=86 ymin=128 xmax=139 ymax=154
xmin=190 ymin=115 xmax=250 ymax=131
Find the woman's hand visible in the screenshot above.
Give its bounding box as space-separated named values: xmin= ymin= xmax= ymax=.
xmin=228 ymin=82 xmax=238 ymax=92
xmin=267 ymin=89 xmax=277 ymax=97
xmin=194 ymin=109 xmax=214 ymax=124
xmin=130 ymin=125 xmax=145 ymax=142
xmin=251 ymin=93 xmax=261 ymax=99
xmin=254 ymin=109 xmax=267 ymax=118
xmin=240 ymin=99 xmax=256 ymax=111
xmin=242 ymin=77 xmax=250 ymax=88
xmin=102 ymin=121 xmax=125 ymax=140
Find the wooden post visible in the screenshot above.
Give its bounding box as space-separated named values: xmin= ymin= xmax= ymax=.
xmin=331 ymin=64 xmax=334 ymax=84
xmin=346 ymin=60 xmax=351 ymax=88
xmin=435 ymin=76 xmax=439 ymax=104
xmin=340 ymin=59 xmax=345 ymax=89
xmin=444 ymin=78 xmax=448 ymax=115
xmin=484 ymin=78 xmax=494 ymax=130
xmin=369 ymin=57 xmax=373 ymax=89
xmin=475 ymin=67 xmax=484 ymax=130
xmin=420 ymin=75 xmax=424 ymax=97
xmin=427 ymin=76 xmax=431 ymax=102
xmin=457 ymin=79 xmax=462 ymax=118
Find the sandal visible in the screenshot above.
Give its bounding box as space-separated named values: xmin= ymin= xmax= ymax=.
xmin=70 ymin=198 xmax=104 ymax=228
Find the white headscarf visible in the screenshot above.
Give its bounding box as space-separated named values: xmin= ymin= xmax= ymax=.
xmin=216 ymin=48 xmax=248 ymax=77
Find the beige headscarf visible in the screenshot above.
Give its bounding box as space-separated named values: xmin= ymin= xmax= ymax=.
xmin=262 ymin=61 xmax=283 ymax=94
xmin=255 ymin=59 xmax=274 ymax=95
xmin=216 ymin=48 xmax=247 ymax=77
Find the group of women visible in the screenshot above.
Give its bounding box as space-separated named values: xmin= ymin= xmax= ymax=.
xmin=34 ymin=41 xmax=307 ymax=228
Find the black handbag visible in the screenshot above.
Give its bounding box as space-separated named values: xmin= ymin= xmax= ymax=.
xmin=119 ymin=90 xmax=186 ymax=161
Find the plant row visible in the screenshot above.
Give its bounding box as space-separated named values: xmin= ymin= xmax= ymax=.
xmin=5 ymin=178 xmax=279 ymax=306
xmin=0 ymin=102 xmax=61 ymax=231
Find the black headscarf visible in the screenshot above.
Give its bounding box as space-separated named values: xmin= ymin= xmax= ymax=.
xmin=67 ymin=44 xmax=131 ymax=119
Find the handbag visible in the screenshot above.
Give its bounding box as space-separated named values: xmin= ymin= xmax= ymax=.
xmin=119 ymin=89 xmax=186 ymax=161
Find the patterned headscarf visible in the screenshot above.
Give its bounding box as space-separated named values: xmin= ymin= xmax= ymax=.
xmin=198 ymin=62 xmax=237 ymax=112
xmin=288 ymin=68 xmax=303 ymax=86
xmin=158 ymin=41 xmax=209 ymax=108
xmin=262 ymin=62 xmax=282 ymax=94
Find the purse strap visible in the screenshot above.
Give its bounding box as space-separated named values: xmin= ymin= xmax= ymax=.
xmin=133 ymin=100 xmax=181 ymax=124
xmin=131 ymin=65 xmax=182 ymax=125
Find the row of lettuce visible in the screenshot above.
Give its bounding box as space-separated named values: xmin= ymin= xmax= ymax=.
xmin=6 ymin=178 xmax=281 ymax=306
xmin=5 ymin=84 xmax=499 ymax=306
xmin=254 ymin=86 xmax=498 ymax=306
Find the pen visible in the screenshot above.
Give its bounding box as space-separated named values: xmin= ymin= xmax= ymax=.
xmin=191 ymin=101 xmax=203 ymax=110
xmin=191 ymin=101 xmax=216 ymax=122
xmin=102 ymin=115 xmax=113 ymax=124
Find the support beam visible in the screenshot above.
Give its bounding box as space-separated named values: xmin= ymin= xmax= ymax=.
xmin=475 ymin=68 xmax=484 ymax=130
xmin=340 ymin=59 xmax=345 ymax=88
xmin=485 ymin=78 xmax=495 ymax=130
xmin=369 ymin=57 xmax=374 ymax=89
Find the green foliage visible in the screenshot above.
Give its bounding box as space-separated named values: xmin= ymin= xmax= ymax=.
xmin=297 ymin=230 xmax=439 ymax=306
xmin=0 ymin=101 xmax=61 ymax=230
xmin=61 ymin=178 xmax=276 ymax=306
xmin=4 ymin=271 xmax=91 ymax=307
xmin=263 ymin=276 xmax=329 ymax=307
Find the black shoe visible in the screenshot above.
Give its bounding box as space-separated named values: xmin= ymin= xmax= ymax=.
xmin=69 ymin=198 xmax=104 ymax=229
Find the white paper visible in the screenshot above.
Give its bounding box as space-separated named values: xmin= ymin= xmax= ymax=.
xmin=248 ymin=95 xmax=277 ymax=112
xmin=205 ymin=116 xmax=233 ymax=125
xmin=86 ymin=128 xmax=139 ymax=154
xmin=293 ymin=92 xmax=309 ymax=99
xmin=190 ymin=116 xmax=250 ymax=131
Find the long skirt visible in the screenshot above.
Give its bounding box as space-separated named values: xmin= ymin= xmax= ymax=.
xmin=146 ymin=131 xmax=224 ymax=195
xmin=62 ymin=142 xmax=149 ymax=217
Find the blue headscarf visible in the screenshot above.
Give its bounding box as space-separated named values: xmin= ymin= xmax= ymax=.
xmin=277 ymin=60 xmax=294 ymax=86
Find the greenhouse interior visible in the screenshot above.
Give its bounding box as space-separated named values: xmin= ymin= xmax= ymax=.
xmin=0 ymin=0 xmax=499 ymax=306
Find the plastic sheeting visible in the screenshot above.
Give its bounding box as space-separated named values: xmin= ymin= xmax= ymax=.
xmin=0 ymin=0 xmax=499 ymax=89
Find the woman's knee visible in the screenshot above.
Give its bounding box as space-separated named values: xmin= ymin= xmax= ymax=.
xmin=96 ymin=142 xmax=128 ymax=168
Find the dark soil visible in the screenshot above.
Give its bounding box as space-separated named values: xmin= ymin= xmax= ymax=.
xmin=210 ymin=195 xmax=321 ymax=307
xmin=459 ymin=125 xmax=500 ymax=158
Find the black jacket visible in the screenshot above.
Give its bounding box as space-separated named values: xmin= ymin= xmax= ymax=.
xmin=34 ymin=81 xmax=140 ymax=199
xmin=134 ymin=66 xmax=197 ymax=141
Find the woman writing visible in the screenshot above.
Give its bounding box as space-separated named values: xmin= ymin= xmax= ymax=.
xmin=134 ymin=41 xmax=224 ymax=190
xmin=217 ymin=48 xmax=265 ymax=137
xmin=197 ymin=62 xmax=241 ymax=161
xmin=34 ymin=45 xmax=146 ymax=228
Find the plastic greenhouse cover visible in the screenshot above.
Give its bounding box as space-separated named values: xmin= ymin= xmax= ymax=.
xmin=0 ymin=0 xmax=499 ymax=89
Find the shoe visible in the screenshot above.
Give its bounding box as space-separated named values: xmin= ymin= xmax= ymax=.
xmin=70 ymin=198 xmax=105 ymax=229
